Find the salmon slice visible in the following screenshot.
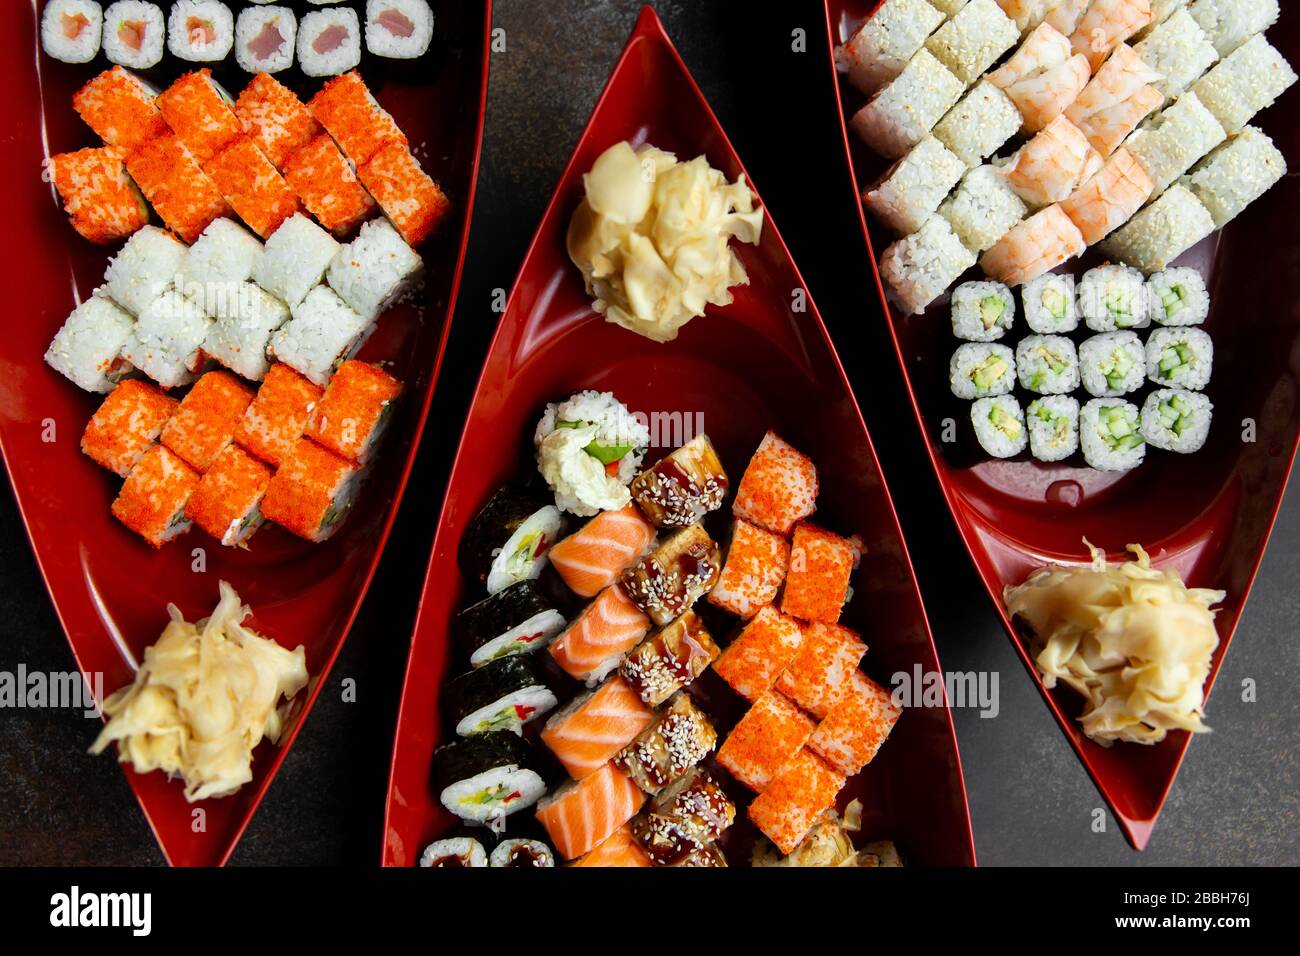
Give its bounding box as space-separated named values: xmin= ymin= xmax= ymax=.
xmin=570 ymin=824 xmax=652 ymax=867
xmin=548 ymin=504 xmax=656 ymax=598
xmin=548 ymin=585 xmax=651 ymax=683
xmin=536 ymin=762 xmax=647 ymax=860
xmin=542 ymin=676 xmax=655 ymax=780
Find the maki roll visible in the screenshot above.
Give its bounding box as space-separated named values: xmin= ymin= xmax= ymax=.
xmin=260 ymin=438 xmax=361 ymax=542
xmin=864 ymin=136 xmax=966 ymax=236
xmin=630 ymin=434 xmax=729 ymax=529
xmin=103 ymin=2 xmax=165 ymax=70
xmin=1026 ymin=396 xmax=1080 ymax=462
xmin=49 ymin=146 xmax=150 ymax=245
xmin=366 ymin=0 xmax=436 ymax=59
xmin=1187 ymin=127 xmax=1287 ymax=229
xmin=1193 ymin=34 xmax=1296 ymax=134
xmin=616 ymin=694 xmax=717 ymax=796
xmin=1080 ymin=332 xmax=1145 ymax=397
xmin=104 ymin=225 xmax=188 ymax=317
xmin=547 ymin=505 xmax=656 ymax=598
xmin=1022 ymin=273 xmax=1078 ymax=334
xmin=121 ymin=289 xmax=212 ymax=388
xmin=298 ymin=7 xmax=362 ymax=78
xmin=489 ymin=838 xmax=555 ymax=868
xmin=304 ymin=360 xmax=403 ymax=464
xmin=834 ymin=0 xmax=945 ymax=97
xmin=950 ymin=281 xmax=1015 ymax=342
xmin=619 ymin=610 xmax=720 ymax=708
xmin=1146 ymin=327 xmax=1214 ymax=390
xmin=879 ymin=214 xmax=976 ymax=315
xmin=1141 ymin=388 xmax=1213 ymax=452
xmin=81 ymin=379 xmax=177 ymax=477
xmin=632 ymin=768 xmax=736 ymax=866
xmin=308 ymin=71 xmax=408 ymax=167
xmin=1148 ymin=267 xmax=1210 ymax=327
xmin=971 ymin=396 xmax=1027 ymax=459
xmin=285 ymin=134 xmax=379 ymax=236
xmin=126 ymin=133 xmax=231 ymax=243
xmin=254 ymin=214 xmax=342 ymax=308
xmin=938 ymin=164 xmax=1028 ymax=254
xmin=435 ymin=732 xmax=547 ymax=827
xmin=534 ymin=390 xmax=650 ymax=517
xmin=203 ymin=285 xmax=289 ymax=382
xmin=459 ymin=487 xmax=564 ymax=595
xmin=179 ymin=218 xmax=264 ymax=316
xmin=327 ymin=219 xmax=424 ymax=321
xmin=709 ymin=518 xmax=790 ymax=619
xmin=950 ymin=343 xmax=1015 ymax=399
xmin=167 ymin=1 xmax=234 ymax=63
xmin=1016 ymin=335 xmax=1079 ymax=394
xmin=112 ymin=445 xmax=200 ymax=546
xmin=205 ymin=136 xmax=299 ymax=240
xmin=1079 ymin=265 xmax=1152 ymax=332
xmin=42 ymin=1 xmax=103 ymax=64
xmin=1101 ymin=184 xmax=1215 ymax=275
xmin=849 ymin=49 xmax=964 ymax=160
xmin=45 ymin=294 xmax=135 ymax=394
xmin=781 ymin=522 xmax=855 ymax=625
xmin=235 ymin=73 xmax=321 ymax=172
xmin=359 ymin=143 xmax=452 ymax=247
xmin=270 ymin=287 xmax=373 ymax=388
xmin=419 ymin=837 xmax=487 ymax=867
xmin=235 ymin=363 xmax=323 ymax=468
xmin=184 ymin=444 xmax=272 ymax=547
xmin=620 ymin=523 xmax=722 ymax=627
xmin=444 ymin=656 xmax=557 ymax=737
xmin=933 ymin=81 xmax=1022 ymax=168
xmin=733 ymin=431 xmax=818 ymax=536
xmin=453 ymin=581 xmax=566 ymax=667
xmin=235 ymin=5 xmax=296 ymax=74
xmin=1081 ymin=399 xmax=1146 ymax=471
xmin=160 ymin=370 xmax=255 ymax=472
xmin=73 ymin=66 xmax=168 ymax=151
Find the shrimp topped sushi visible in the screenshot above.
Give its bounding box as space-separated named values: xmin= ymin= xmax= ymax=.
xmin=1059 ymin=147 xmax=1155 ymax=246
xmin=1064 ymin=43 xmax=1164 ymax=155
xmin=1001 ymin=115 xmax=1103 ymax=208
xmin=987 ymin=22 xmax=1091 ymax=133
xmin=1068 ymin=0 xmax=1154 ymax=72
xmin=980 ymin=205 xmax=1086 ymax=287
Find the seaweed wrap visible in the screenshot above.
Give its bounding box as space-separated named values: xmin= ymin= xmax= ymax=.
xmin=434 ymin=732 xmax=548 ymax=827
xmin=453 ymin=581 xmax=567 ymax=667
xmin=459 ymin=487 xmax=564 ymax=594
xmin=444 ymin=656 xmax=558 ymax=737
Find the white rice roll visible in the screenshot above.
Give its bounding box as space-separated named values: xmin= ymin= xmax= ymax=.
xmin=971 ymin=395 xmax=1027 ymax=459
xmin=1101 ymin=183 xmax=1214 ymax=274
xmin=1124 ymin=91 xmax=1226 ymax=194
xmin=178 ymin=218 xmax=264 ymax=316
xmin=203 ymin=283 xmax=290 ymax=381
xmin=490 ymin=838 xmax=555 ymax=868
xmin=1192 ymin=33 xmax=1298 ymax=134
xmin=326 ymin=218 xmax=425 ymax=320
xmin=1079 ymin=264 xmax=1153 ymax=332
xmin=926 ymin=0 xmax=1020 ymax=86
xmin=104 ymin=226 xmax=187 ymax=317
xmin=1186 ymin=126 xmax=1287 ymax=229
xmin=836 ymin=0 xmax=944 ymax=96
xmin=933 ymin=80 xmax=1023 ymax=168
xmin=938 ymin=164 xmax=1027 ymax=253
xmin=950 ymin=342 xmax=1015 ymax=399
xmin=1026 ymin=395 xmax=1080 ymax=462
xmin=167 ymin=1 xmax=234 ymax=63
xmin=1147 ymin=267 xmax=1209 ymax=327
xmin=1188 ymin=0 xmax=1279 ymax=58
xmin=1133 ymin=9 xmax=1219 ymax=101
xmin=235 ymin=5 xmax=296 ymax=73
xmin=420 ymin=837 xmax=487 ymax=868
xmin=270 ymin=286 xmax=373 ymax=386
xmin=951 ymin=280 xmax=1015 ymax=341
xmin=1016 ymin=334 xmax=1079 ymax=394
xmin=1022 ymin=272 xmax=1078 ymax=333
xmin=1146 ymin=326 xmax=1213 ymax=390
xmin=121 ymin=289 xmax=211 ymax=388
xmin=298 ymin=7 xmax=362 ymax=77
xmin=1140 ymin=388 xmax=1213 ymax=452
xmin=880 ymin=214 xmax=977 ymax=315
xmin=931 ymin=0 xmax=971 ymax=16
xmin=850 ymin=49 xmax=965 ymax=159
xmin=44 ymin=293 xmax=134 ymax=393
xmin=1080 ymin=398 xmax=1147 ymax=471
xmin=42 ymin=0 xmax=103 ymax=64
xmin=1080 ymin=331 xmax=1145 ymax=397
xmin=254 ymin=214 xmax=342 ymax=307
xmin=864 ymin=137 xmax=966 ymax=236
xmin=365 ymin=0 xmax=435 ymax=60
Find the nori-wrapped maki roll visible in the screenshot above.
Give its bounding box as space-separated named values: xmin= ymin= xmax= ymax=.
xmin=435 ymin=731 xmax=548 ymax=826
xmin=453 ymin=581 xmax=567 ymax=667
xmin=445 ymin=656 xmax=558 ymax=737
xmin=459 ymin=487 xmax=564 ymax=594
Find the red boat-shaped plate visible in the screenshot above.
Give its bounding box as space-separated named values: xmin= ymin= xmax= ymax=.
xmin=0 ymin=2 xmax=492 ymax=865
xmin=382 ymin=6 xmax=974 ymax=868
xmin=826 ymin=1 xmax=1300 ymax=849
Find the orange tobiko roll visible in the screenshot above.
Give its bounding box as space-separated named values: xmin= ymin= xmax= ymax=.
xmin=808 ymin=671 xmax=902 ymax=777
xmin=205 ymin=136 xmax=301 ymax=239
xmin=111 ymin=445 xmax=200 ymax=547
xmin=283 ymin=133 xmax=377 ymax=235
xmin=732 ymin=431 xmax=819 ymax=535
xmin=716 ymin=689 xmax=814 ymax=793
xmin=81 ymin=380 xmax=178 ymax=477
xmin=781 ymin=522 xmax=856 ymax=624
xmin=304 ymin=360 xmax=402 ymax=463
xmin=713 ymin=605 xmax=803 ymax=703
xmin=261 ymin=438 xmax=360 ymax=543
xmin=157 ymin=70 xmax=243 ymax=165
xmin=359 ymin=142 xmax=452 ymax=246
xmin=125 ymin=134 xmax=231 ymax=243
xmin=747 ymin=748 xmax=845 ymax=855
xmin=72 ymin=66 xmax=169 ymax=150
xmin=236 ymin=364 xmax=323 ymax=468
xmin=308 ymin=71 xmax=407 ymax=166
xmin=185 ymin=444 xmax=273 ymax=548
xmin=776 ymin=621 xmax=867 ymax=719
xmin=709 ymin=518 xmax=790 ymax=619
xmin=49 ymin=146 xmax=150 ymax=244
xmin=160 ymin=371 xmax=256 ymax=472
xmin=235 ymin=73 xmax=322 ymax=171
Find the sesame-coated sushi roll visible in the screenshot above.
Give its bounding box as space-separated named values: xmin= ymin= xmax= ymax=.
xmin=235 ymin=74 xmax=322 ymax=172
xmin=880 ymin=214 xmax=977 ymax=314
xmin=235 ymin=5 xmax=296 ymax=74
xmin=284 ymin=134 xmax=378 ymax=237
xmin=778 ymin=621 xmax=868 ymax=718
xmin=994 ymin=0 xmax=1056 ymax=34
xmin=717 ymin=690 xmax=816 ymax=793
xmin=1080 ymin=331 xmax=1146 ymax=396
xmin=850 ymin=48 xmax=965 ymax=159
xmin=808 ymin=671 xmax=902 ymax=777
xmin=203 ymin=285 xmax=288 ymax=381
xmin=308 ymin=72 xmax=407 ymax=166
xmin=708 ymin=519 xmax=790 ymax=619
xmin=1002 ymin=116 xmax=1103 ymax=209
xmin=185 ymin=443 xmax=272 ymax=546
xmin=1059 ymin=148 xmax=1154 ymax=247
xmin=270 ymin=286 xmax=373 ymax=387
xmin=632 ymin=768 xmax=735 ymax=865
xmin=980 ymin=204 xmax=1085 ymax=288
xmin=1193 ymin=34 xmax=1296 ymax=135
xmin=925 ymin=0 xmax=1020 ymax=86
xmin=713 ymin=606 xmax=803 ymax=702
xmin=950 ymin=342 xmax=1015 ymax=399
xmin=104 ymin=226 xmax=187 ymax=317
xmin=733 ymin=431 xmax=818 ymax=535
xmin=619 ymin=612 xmax=720 ymax=708
xmin=489 ymin=839 xmax=555 ymax=868
xmin=42 ymin=1 xmax=103 ymax=64
xmin=541 ymin=676 xmax=654 ymax=780
xmin=45 ymin=294 xmax=135 ymax=393
xmin=1148 ymin=267 xmax=1209 ymax=326
xmin=366 ymin=0 xmax=435 ymax=60
xmin=205 ymin=136 xmax=300 ymax=239
xmin=1081 ymin=399 xmax=1146 ymax=470
xmin=986 ymin=22 xmax=1091 ymax=134
xmin=1189 ymin=0 xmax=1279 ymax=58
xmin=261 ymin=437 xmax=361 ymax=542
xmin=1187 ymin=126 xmax=1287 ymax=229
xmin=454 ymin=581 xmax=566 ymax=668
xmin=781 ymin=523 xmax=855 ymax=625
xmin=1147 ymin=326 xmax=1213 ymax=389
xmin=167 ymin=1 xmax=233 ymax=63
xmin=1023 ymin=272 xmax=1078 ymax=333
xmin=253 ymin=214 xmax=341 ymax=308
xmin=951 ymin=280 xmax=1015 ymax=342
xmin=939 ymin=165 xmax=1027 ymax=254
xmin=359 ymin=143 xmax=452 ymax=247
xmin=630 ymin=434 xmax=729 ymax=529
xmin=112 ymin=445 xmax=200 ymax=546
xmin=73 ymin=66 xmax=168 ymax=150
xmin=298 ymin=7 xmax=362 ymax=77
xmin=1064 ymin=44 xmax=1163 ymax=156
xmin=157 ymin=70 xmax=242 ymax=165
xmin=177 ymin=218 xmax=263 ymax=315
xmin=931 ymin=0 xmax=971 ymax=15
xmin=81 ymin=379 xmax=177 ymax=476
xmin=160 ymin=371 xmax=255 ymax=472
xmin=1101 ymin=183 xmax=1214 ymax=273
xmin=103 ymin=2 xmax=166 ymax=70
xmin=445 ymin=656 xmax=557 ymax=737
xmin=864 ymin=136 xmax=966 ymax=237
xmin=1026 ymin=395 xmax=1080 ymax=462
xmin=933 ymin=80 xmax=1023 ymax=168
xmin=303 ymin=360 xmax=402 ymax=463
xmin=1080 ymin=264 xmax=1153 ymax=332
xmin=49 ymin=146 xmax=149 ymax=245
xmin=747 ymin=749 xmax=846 ymax=856
xmin=326 ymin=219 xmax=423 ymax=322
xmin=236 ymin=363 xmax=322 ymax=467
xmin=1133 ymin=8 xmax=1219 ymax=101
xmin=1141 ymin=388 xmax=1213 ymax=452
xmin=121 ymin=290 xmax=212 ymax=388
xmin=126 ymin=135 xmax=231 ymax=243
xmin=1017 ymin=335 xmax=1079 ymax=393
xmin=620 ymin=523 xmax=722 ymax=627
xmin=972 ymin=394 xmax=1027 ymax=458
xmin=1126 ymin=91 xmax=1226 ymax=194
xmin=616 ymin=694 xmax=717 ymax=796
xmin=834 ymin=0 xmax=945 ymax=96
xmin=1067 ymin=0 xmax=1154 ymax=72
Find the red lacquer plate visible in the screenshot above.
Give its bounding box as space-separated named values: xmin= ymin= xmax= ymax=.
xmin=825 ymin=1 xmax=1300 ymax=849
xmin=382 ymin=6 xmax=975 ymax=868
xmin=0 ymin=2 xmax=492 ymax=865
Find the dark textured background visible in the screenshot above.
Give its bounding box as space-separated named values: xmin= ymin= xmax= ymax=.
xmin=2 ymin=0 xmax=1296 ymax=867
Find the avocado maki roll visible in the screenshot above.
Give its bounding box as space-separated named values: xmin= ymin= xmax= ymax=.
xmin=1081 ymin=399 xmax=1146 ymax=471
xmin=435 ymin=732 xmax=548 ymax=827
xmin=489 ymin=838 xmax=555 ymax=868
xmin=1080 ymin=332 xmax=1145 ymax=397
xmin=419 ymin=836 xmax=488 ymax=867
xmin=951 ymin=281 xmax=1015 ymax=342
xmin=1080 ymin=265 xmax=1153 ymax=332
xmin=445 ymin=656 xmax=558 ymax=737
xmin=950 ymin=343 xmax=1015 ymax=399
xmin=1146 ymin=327 xmax=1214 ymax=390
xmin=1016 ymin=335 xmax=1079 ymax=395
xmin=453 ymin=581 xmax=567 ymax=667
xmin=460 ymin=487 xmax=564 ymax=595
xmin=1026 ymin=396 xmax=1080 ymax=463
xmin=971 ymin=395 xmax=1027 ymax=459
xmin=1140 ymin=388 xmax=1213 ymax=452
xmin=1023 ymin=272 xmax=1078 ymax=334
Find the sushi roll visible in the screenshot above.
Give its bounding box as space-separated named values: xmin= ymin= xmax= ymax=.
xmin=1189 ymin=0 xmax=1279 ymax=58
xmin=535 ymin=762 xmax=645 ymax=860
xmin=167 ymin=1 xmax=234 ymax=63
xmin=1067 ymin=0 xmax=1153 ymax=72
xmin=45 ymin=294 xmax=135 ymax=394
xmin=732 ymin=431 xmax=818 ymax=535
xmin=980 ymin=205 xmax=1086 ymax=288
xmin=781 ymin=522 xmax=855 ymax=625
xmin=951 ymin=281 xmax=1015 ymax=342
xmin=235 ymin=363 xmax=323 ymax=467
xmin=184 ymin=443 xmax=272 ymax=546
xmin=836 ymin=0 xmax=945 ymax=96
xmin=1023 ymin=272 xmax=1078 ymax=333
xmin=419 ymin=837 xmax=487 ymax=868
xmin=932 ymin=80 xmax=1023 ymax=169
xmin=1148 ymin=267 xmax=1209 ymax=327
xmin=1187 ymin=127 xmax=1287 ymax=229
xmin=154 ymin=72 xmax=239 ymax=150
xmin=260 ymin=437 xmax=361 ymax=542
xmin=235 ymin=74 xmax=322 ymax=172
xmin=1026 ymin=395 xmax=1080 ymax=462
xmin=268 ymin=282 xmax=369 ymax=386
xmin=308 ymin=72 xmax=408 ymax=166
xmin=620 ymin=524 xmax=722 ymax=627
xmin=178 ymin=218 xmax=264 ymax=316
xmin=776 ymin=621 xmax=868 ymax=719
xmin=1134 ymin=8 xmax=1220 ymax=101
xmin=548 ymin=505 xmax=656 ymax=599
xmin=570 ymin=825 xmax=653 ymax=867
xmin=489 ymin=838 xmax=554 ymax=868
xmin=950 ymin=343 xmax=1015 ymax=399
xmin=204 ymin=137 xmax=301 ymax=240
xmin=454 ymin=581 xmax=566 ymax=667
xmin=987 ymin=22 xmax=1091 ymax=134
xmin=1079 ymin=264 xmax=1153 ymax=332
xmin=879 ymin=214 xmax=977 ymax=315
xmin=126 ymin=134 xmax=231 ymax=243
xmin=850 ymin=49 xmax=965 ymax=159
xmin=112 ymin=445 xmax=200 ymax=546
xmin=1081 ymin=399 xmax=1146 ymax=470
xmin=366 ymin=0 xmax=435 ymax=60
xmin=708 ymin=518 xmax=790 ymax=619
xmin=103 ymin=2 xmax=165 ymax=70
xmin=1080 ymin=332 xmax=1146 ymax=396
xmin=677 ymin=844 xmax=729 ymax=867
xmin=808 ymin=671 xmax=901 ymax=777
xmin=298 ymin=7 xmax=362 ymax=77
xmin=104 ymin=225 xmax=187 ymax=317
xmin=1147 ymin=327 xmax=1213 ymax=389
xmin=285 ymin=134 xmax=380 ymax=237
xmin=121 ymin=289 xmax=212 ymax=388
xmin=632 ymin=768 xmax=736 ymax=866
xmin=619 ymin=610 xmax=720 ymax=708
xmin=713 ymin=606 xmax=804 ymax=703
xmin=629 ymin=434 xmax=729 ymax=529
xmin=616 ymin=693 xmax=717 ymax=796
xmin=437 ymin=731 xmax=549 ymax=827
xmin=747 ymin=749 xmax=846 ymax=857
xmin=534 ymin=390 xmax=650 ymax=517
xmin=444 ymin=656 xmax=558 ymax=737
xmin=717 ymin=689 xmax=816 ymax=793
xmin=864 ymin=137 xmax=967 ymax=237
xmin=993 ymin=0 xmax=1056 ymax=34
xmin=548 ymin=585 xmax=651 ymax=685
xmin=541 ymin=676 xmax=654 ymax=780
xmin=72 ymin=66 xmax=168 ymax=151
xmin=1001 ymin=115 xmax=1103 ymax=209
xmin=931 ymin=0 xmax=972 ymax=15
xmin=81 ymin=379 xmax=177 ymax=476
xmin=925 ymin=0 xmax=1020 ymax=86
xmin=235 ymin=5 xmax=296 ymax=74
xmin=1064 ymin=44 xmax=1163 ymax=155
xmin=359 ymin=143 xmax=452 ymax=247
xmin=1125 ymin=91 xmax=1227 ymax=194
xmin=43 ymin=1 xmax=103 ymax=64
xmin=459 ymin=487 xmax=564 ymax=595
xmin=1100 ymin=184 xmax=1215 ymax=274
xmin=938 ymin=165 xmax=1027 ymax=254
xmin=327 ymin=220 xmax=424 ymax=321
xmin=160 ymin=371 xmax=254 ymax=472
xmin=972 ymin=395 xmax=1028 ymax=458
xmin=1016 ymin=335 xmax=1079 ymax=394
xmin=1058 ymin=148 xmax=1155 ymax=247
xmin=304 ymin=360 xmax=403 ymax=464
xmin=203 ymin=285 xmax=290 ymax=383
xmin=254 ymin=214 xmax=342 ymax=308
xmin=1141 ymin=388 xmax=1213 ymax=452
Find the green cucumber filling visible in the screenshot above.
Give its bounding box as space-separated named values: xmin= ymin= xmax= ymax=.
xmin=1030 ymin=403 xmax=1069 ymax=445
xmin=1097 ymin=405 xmax=1143 ymax=451
xmin=1041 ymin=286 xmax=1067 ymax=320
xmin=1100 ymin=348 xmax=1134 ymax=390
xmin=1102 ymin=285 xmax=1137 ymax=326
xmin=1159 ymin=283 xmax=1187 ymax=318
xmin=505 ymin=530 xmax=546 ymax=578
xmin=556 ymin=418 xmax=633 ymax=466
xmin=471 ymin=703 xmax=534 ymax=734
xmin=979 ymin=295 xmax=1006 ymax=330
xmin=1029 ymin=345 xmax=1068 ymax=389
xmin=463 ymin=782 xmax=523 ymax=808
xmin=1158 ymin=343 xmax=1193 ymax=379
xmin=971 ymin=355 xmax=1008 ymax=391
xmin=1157 ymin=394 xmax=1194 ymax=436
xmin=988 ymin=406 xmax=1022 ymax=441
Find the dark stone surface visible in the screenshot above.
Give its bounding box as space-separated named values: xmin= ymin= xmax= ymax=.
xmin=1 ymin=0 xmax=1295 ymax=866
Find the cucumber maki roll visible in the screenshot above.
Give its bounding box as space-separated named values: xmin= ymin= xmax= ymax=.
xmin=1079 ymin=265 xmax=1153 ymax=332
xmin=435 ymin=732 xmax=548 ymax=827
xmin=951 ymin=281 xmax=1015 ymax=342
xmin=1023 ymin=273 xmax=1078 ymax=334
xmin=419 ymin=837 xmax=488 ymax=867
xmin=1146 ymin=327 xmax=1214 ymax=390
xmin=489 ymin=838 xmax=555 ymax=868
xmin=971 ymin=395 xmax=1027 ymax=459
xmin=1148 ymin=267 xmax=1210 ymax=327
xmin=460 ymin=487 xmax=564 ymax=595
xmin=1081 ymin=399 xmax=1146 ymax=471
xmin=1016 ymin=335 xmax=1079 ymax=395
xmin=1141 ymin=388 xmax=1213 ymax=453
xmin=1026 ymin=396 xmax=1080 ymax=463
xmin=1080 ymin=332 xmax=1145 ymax=397
xmin=445 ymin=657 xmax=558 ymax=737
xmin=950 ymin=343 xmax=1015 ymax=399
xmin=453 ymin=581 xmax=567 ymax=667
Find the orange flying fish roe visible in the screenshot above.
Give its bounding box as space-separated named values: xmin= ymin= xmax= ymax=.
xmin=304 ymin=360 xmax=402 ymax=463
xmin=712 ymin=605 xmax=803 ymax=703
xmin=715 ymin=689 xmax=814 ymax=793
xmin=81 ymin=380 xmax=178 ymax=477
xmin=235 ymin=73 xmax=322 ymax=172
xmin=261 ymin=438 xmax=358 ymax=542
xmin=235 ymin=363 xmax=323 ymax=467
xmin=126 ymin=134 xmax=231 ymax=243
xmin=205 ymin=136 xmax=301 ymax=239
xmin=808 ymin=671 xmax=901 ymax=777
xmin=708 ymin=518 xmax=790 ymax=619
xmin=160 ymin=371 xmax=256 ymax=472
xmin=781 ymin=522 xmax=855 ymax=624
xmin=111 ymin=445 xmax=200 ymax=547
xmin=747 ymin=748 xmax=845 ymax=855
xmin=358 ymin=142 xmax=452 ymax=247
xmin=732 ymin=431 xmax=819 ymax=536
xmin=308 ymin=72 xmax=407 ymax=166
xmin=283 ymin=133 xmax=377 ymax=235
xmin=72 ymin=67 xmax=169 ymax=151
xmin=50 ymin=146 xmax=150 ymax=244
xmin=185 ymin=444 xmax=273 ymax=546
xmin=157 ymin=70 xmax=243 ymax=165
xmin=776 ymin=621 xmax=867 ymax=719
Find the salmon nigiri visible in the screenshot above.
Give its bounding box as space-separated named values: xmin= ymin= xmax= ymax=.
xmin=569 ymin=824 xmax=652 ymax=867
xmin=1069 ymin=0 xmax=1153 ymax=72
xmin=1059 ymin=147 xmax=1155 ymax=245
xmin=1002 ymin=115 xmax=1104 ymax=208
xmin=1064 ymin=43 xmax=1163 ymax=155
xmin=536 ymin=762 xmax=647 ymax=860
xmin=548 ymin=585 xmax=651 ymax=684
xmin=548 ymin=504 xmax=656 ymax=598
xmin=980 ymin=205 xmax=1086 ymax=287
xmin=541 ymin=676 xmax=655 ymax=780
xmin=988 ymin=22 xmax=1091 ymax=133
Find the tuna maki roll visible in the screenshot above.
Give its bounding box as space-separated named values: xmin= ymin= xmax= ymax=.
xmin=1023 ymin=272 xmax=1078 ymax=334
xmin=1016 ymin=335 xmax=1079 ymax=394
xmin=950 ymin=343 xmax=1015 ymax=399
xmin=1147 ymin=327 xmax=1214 ymax=390
xmin=1141 ymin=388 xmax=1213 ymax=452
xmin=489 ymin=838 xmax=555 ymax=868
xmin=971 ymin=395 xmax=1026 ymax=459
xmin=103 ymin=2 xmax=165 ymax=70
xmin=1081 ymin=399 xmax=1146 ymax=471
xmin=454 ymin=582 xmax=565 ymax=667
xmin=435 ymin=732 xmax=548 ymax=827
xmin=1026 ymin=396 xmax=1080 ymax=463
xmin=419 ymin=836 xmax=487 ymax=867
xmin=951 ymin=281 xmax=1015 ymax=342
xmin=1080 ymin=332 xmax=1145 ymax=397
xmin=365 ymin=0 xmax=435 ymax=60
xmin=1079 ymin=265 xmax=1153 ymax=332
xmin=1148 ymin=267 xmax=1210 ymax=326
xmin=445 ymin=656 xmax=557 ymax=737
xmin=235 ymin=5 xmax=296 ymax=74
xmin=167 ymin=1 xmax=234 ymax=63
xmin=42 ymin=1 xmax=103 ymax=64
xmin=459 ymin=487 xmax=564 ymax=595
xmin=298 ymin=7 xmax=362 ymax=77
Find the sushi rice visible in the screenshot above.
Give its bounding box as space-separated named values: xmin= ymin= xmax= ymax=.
xmin=880 ymin=214 xmax=977 ymax=315
xmin=104 ymin=225 xmax=188 ymax=317
xmin=1189 ymin=0 xmax=1280 ymax=58
xmin=167 ymin=0 xmax=234 ymax=63
xmin=1026 ymin=395 xmax=1080 ymax=462
xmin=951 ymin=280 xmax=1015 ymax=342
xmin=938 ymin=164 xmax=1027 ymax=253
xmin=1133 ymin=8 xmax=1220 ymax=101
xmin=1187 ymin=126 xmax=1288 ymax=229
xmin=924 ymin=0 xmax=1020 ymax=87
xmin=1101 ymin=184 xmax=1215 ymax=274
xmin=44 ymin=293 xmax=135 ymax=394
xmin=1079 ymin=264 xmax=1152 ymax=332
xmin=102 ymin=2 xmax=165 ymax=70
xmin=1141 ymin=388 xmax=1213 ymax=452
xmin=235 ymin=5 xmax=297 ymax=73
xmin=420 ymin=837 xmax=487 ymax=867
xmin=1147 ymin=326 xmax=1214 ymax=389
xmin=1192 ymin=33 xmax=1297 ymax=134
xmin=42 ymin=0 xmax=103 ymax=64
xmin=932 ymin=80 xmax=1023 ymax=168
xmin=850 ymin=49 xmax=965 ymax=160
xmin=865 ymin=136 xmax=966 ymax=237
xmin=270 ymin=286 xmax=373 ymax=387
xmin=298 ymin=7 xmax=362 ymax=77
xmin=1148 ymin=267 xmax=1209 ymax=326
xmin=1016 ymin=335 xmax=1079 ymax=394
xmin=1081 ymin=398 xmax=1146 ymax=471
xmin=835 ymin=0 xmax=945 ymax=96
xmin=950 ymin=343 xmax=1015 ymax=399
xmin=1022 ymin=272 xmax=1078 ymax=333
xmin=1080 ymin=332 xmax=1146 ymax=397
xmin=971 ymin=395 xmax=1027 ymax=459
xmin=365 ymin=0 xmax=435 ymax=60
